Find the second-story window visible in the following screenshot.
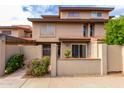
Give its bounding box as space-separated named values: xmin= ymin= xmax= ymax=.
xmin=41 ymin=24 xmax=55 ymax=37
xmin=2 ymin=31 xmax=11 ymax=35
xmin=83 ymin=25 xmax=88 ymax=37
xmin=90 ymin=24 xmax=95 ymax=37
xmin=68 ymin=12 xmax=80 ymax=17
xmin=91 ymin=12 xmax=102 ymax=18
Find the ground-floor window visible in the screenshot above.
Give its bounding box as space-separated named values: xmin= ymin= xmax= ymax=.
xmin=72 ymin=44 xmax=87 ymax=58
xmin=43 ymin=44 xmax=51 ymax=56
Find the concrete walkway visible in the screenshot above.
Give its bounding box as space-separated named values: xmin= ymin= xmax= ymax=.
xmin=1 ymin=69 xmax=124 ymax=88
xmin=0 ymin=69 xmax=27 ymax=88
xmin=22 ymin=76 xmax=124 ymax=88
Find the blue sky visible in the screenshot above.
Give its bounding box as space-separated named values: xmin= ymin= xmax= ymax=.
xmin=0 ymin=5 xmax=124 ymax=25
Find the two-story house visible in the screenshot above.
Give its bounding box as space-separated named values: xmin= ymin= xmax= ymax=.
xmin=28 ymin=7 xmax=114 ymax=59
xmin=0 ymin=25 xmax=32 ymax=39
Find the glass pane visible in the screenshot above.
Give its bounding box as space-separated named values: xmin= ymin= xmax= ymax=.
xmin=90 ymin=24 xmax=94 ymax=36
xmin=80 ymin=45 xmax=83 ymax=57
xmin=97 ymin=13 xmax=102 ymax=17
xmin=57 ymin=44 xmax=61 ymax=58
xmin=82 ymin=45 xmax=86 ymax=58
xmin=72 ymin=45 xmax=79 ymax=58
xmin=68 ymin=12 xmax=79 ymax=17
xmin=43 ymin=44 xmax=51 ymax=56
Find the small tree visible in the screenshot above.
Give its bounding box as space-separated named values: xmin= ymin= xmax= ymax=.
xmin=64 ymin=49 xmax=71 ymax=58
xmin=105 ymin=16 xmax=124 ymax=45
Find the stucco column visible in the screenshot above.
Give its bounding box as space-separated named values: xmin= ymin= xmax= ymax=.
xmin=88 ymin=23 xmax=90 ymax=37
xmin=0 ymin=39 xmax=5 ymax=76
xmin=90 ymin=39 xmax=98 ymax=58
xmin=122 ymin=46 xmax=124 ymax=74
xmin=51 ymin=43 xmax=57 ymax=77
xmin=98 ymin=44 xmax=107 ymax=75
xmin=39 ymin=45 xmax=43 ymax=59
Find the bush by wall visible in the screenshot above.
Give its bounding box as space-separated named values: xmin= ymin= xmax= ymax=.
xmin=5 ymin=54 xmax=24 ymax=74
xmin=25 ymin=56 xmax=50 ymax=76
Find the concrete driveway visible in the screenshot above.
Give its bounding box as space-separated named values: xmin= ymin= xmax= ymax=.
xmin=1 ymin=70 xmax=124 ymax=88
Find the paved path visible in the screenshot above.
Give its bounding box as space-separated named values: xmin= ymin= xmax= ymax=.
xmin=1 ymin=69 xmax=124 ymax=88
xmin=22 ymin=76 xmax=124 ymax=88
xmin=0 ymin=69 xmax=27 ymax=88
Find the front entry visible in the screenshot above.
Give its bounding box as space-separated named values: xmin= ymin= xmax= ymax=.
xmin=43 ymin=44 xmax=51 ymax=57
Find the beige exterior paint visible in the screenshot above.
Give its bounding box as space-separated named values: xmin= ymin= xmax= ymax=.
xmin=5 ymin=45 xmax=21 ymax=63
xmin=95 ymin=23 xmax=105 ymax=37
xmin=32 ymin=22 xmax=104 ymax=42
xmin=57 ymin=59 xmax=101 ymax=76
xmin=0 ymin=29 xmax=31 ymax=38
xmin=0 ymin=40 xmax=5 ymax=76
xmin=22 ymin=45 xmax=42 ymax=60
xmin=107 ymin=45 xmax=122 ymax=72
xmin=98 ymin=44 xmax=107 ymax=75
xmin=51 ymin=44 xmax=57 ymax=77
xmin=60 ymin=11 xmax=109 ymax=19
xmin=90 ymin=40 xmax=98 ymax=58
xmin=122 ymin=46 xmax=124 ymax=74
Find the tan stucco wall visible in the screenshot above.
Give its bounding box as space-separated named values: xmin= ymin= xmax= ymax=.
xmin=0 ymin=29 xmax=26 ymax=38
xmin=32 ymin=22 xmax=105 ymax=42
xmin=98 ymin=44 xmax=107 ymax=75
xmin=22 ymin=45 xmax=42 ymax=60
xmin=5 ymin=45 xmax=42 ymax=63
xmin=0 ymin=40 xmax=5 ymax=76
xmin=51 ymin=44 xmax=57 ymax=77
xmin=5 ymin=45 xmax=21 ymax=63
xmin=90 ymin=40 xmax=98 ymax=58
xmin=95 ymin=23 xmax=105 ymax=37
xmin=57 ymin=59 xmax=101 ymax=76
xmin=60 ymin=11 xmax=109 ymax=19
xmin=107 ymin=45 xmax=122 ymax=72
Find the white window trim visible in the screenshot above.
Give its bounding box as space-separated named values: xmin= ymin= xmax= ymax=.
xmin=71 ymin=43 xmax=87 ymax=58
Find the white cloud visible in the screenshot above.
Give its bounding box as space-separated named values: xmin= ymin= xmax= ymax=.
xmin=0 ymin=5 xmax=32 ymax=26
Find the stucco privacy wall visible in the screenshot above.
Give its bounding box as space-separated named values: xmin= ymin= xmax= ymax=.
xmin=0 ymin=40 xmax=5 ymax=76
xmin=5 ymin=45 xmax=42 ymax=64
xmin=57 ymin=59 xmax=101 ymax=76
xmin=107 ymin=45 xmax=122 ymax=72
xmin=5 ymin=45 xmax=21 ymax=63
xmin=22 ymin=45 xmax=42 ymax=60
xmin=5 ymin=45 xmax=42 ymax=62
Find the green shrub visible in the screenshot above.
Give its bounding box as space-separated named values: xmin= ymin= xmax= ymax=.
xmin=25 ymin=56 xmax=50 ymax=76
xmin=5 ymin=54 xmax=24 ymax=74
xmin=64 ymin=49 xmax=71 ymax=58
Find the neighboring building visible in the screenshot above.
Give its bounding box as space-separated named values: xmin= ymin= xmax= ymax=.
xmin=28 ymin=7 xmax=114 ymax=59
xmin=0 ymin=25 xmax=32 ymax=39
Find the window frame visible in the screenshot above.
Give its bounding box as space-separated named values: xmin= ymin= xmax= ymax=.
xmin=68 ymin=12 xmax=80 ymax=17
xmin=90 ymin=24 xmax=95 ymax=37
xmin=71 ymin=43 xmax=87 ymax=58
xmin=1 ymin=30 xmax=12 ymax=35
xmin=40 ymin=24 xmax=56 ymax=37
xmin=91 ymin=12 xmax=102 ymax=18
xmin=43 ymin=44 xmax=51 ymax=57
xmin=83 ymin=24 xmax=88 ymax=37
